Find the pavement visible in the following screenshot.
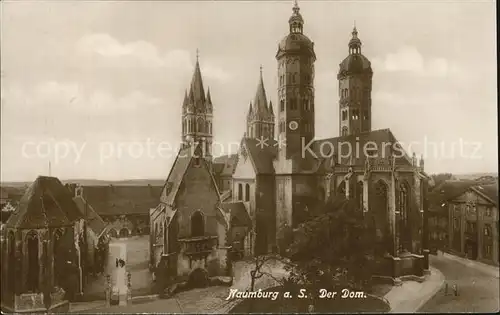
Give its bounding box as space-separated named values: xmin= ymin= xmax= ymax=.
xmin=418 ymin=252 xmax=500 ymax=313
xmin=384 ymin=267 xmax=445 ymax=313
xmin=440 ymin=251 xmax=499 ymax=278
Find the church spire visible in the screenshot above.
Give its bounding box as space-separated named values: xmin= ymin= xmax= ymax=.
xmin=253 ymin=65 xmax=269 ymax=118
xmin=190 ymin=50 xmax=206 ymax=106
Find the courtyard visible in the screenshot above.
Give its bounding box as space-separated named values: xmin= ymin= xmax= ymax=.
xmin=84 ymin=235 xmax=153 ymax=301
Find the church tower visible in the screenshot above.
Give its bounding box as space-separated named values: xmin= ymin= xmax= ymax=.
xmin=338 ymin=26 xmax=373 ymax=136
xmin=274 ymin=1 xmax=316 ymax=248
xmin=181 ymin=53 xmax=213 ymax=164
xmin=276 ymin=0 xmax=316 ymax=171
xmin=246 ymin=67 xmax=275 ymax=140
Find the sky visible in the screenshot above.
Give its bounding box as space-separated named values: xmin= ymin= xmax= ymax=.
xmin=1 ymin=0 xmax=497 ymax=182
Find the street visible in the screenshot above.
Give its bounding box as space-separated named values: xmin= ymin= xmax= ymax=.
xmin=419 ymin=254 xmax=499 ymax=313
xmin=78 ymin=258 xmax=287 ymax=313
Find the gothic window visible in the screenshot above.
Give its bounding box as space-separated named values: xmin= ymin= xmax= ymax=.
xmin=280 ymin=100 xmax=285 ymax=112
xmin=238 ymin=183 xmax=243 ymax=201
xmin=197 ymin=118 xmax=204 ymax=133
xmin=290 ymin=98 xmax=297 ymax=110
xmin=26 ymin=231 xmax=40 ymax=292
xmin=245 ymin=184 xmax=250 ymax=202
xmin=209 ymin=122 xmax=212 ymax=134
xmin=291 ymin=73 xmax=296 ymax=84
xmin=53 ymin=229 xmax=63 ymax=287
xmin=341 ymin=127 xmax=348 ymax=136
xmin=342 ymin=110 xmax=347 ymax=121
xmin=399 ymin=183 xmax=410 ymax=252
xmin=357 ymin=181 xmax=364 ymax=211
xmin=191 ymin=211 xmax=204 ymax=237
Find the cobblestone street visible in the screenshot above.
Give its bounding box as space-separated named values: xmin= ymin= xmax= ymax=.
xmin=419 ymin=254 xmax=500 ymax=313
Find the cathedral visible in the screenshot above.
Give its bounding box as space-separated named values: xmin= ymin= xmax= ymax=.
xmin=150 ymin=1 xmax=430 ymax=285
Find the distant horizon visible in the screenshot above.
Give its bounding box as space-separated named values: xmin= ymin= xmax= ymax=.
xmin=1 ymin=171 xmax=498 ymax=186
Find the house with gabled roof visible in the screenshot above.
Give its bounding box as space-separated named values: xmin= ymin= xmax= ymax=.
xmin=150 ymin=142 xmax=247 ymax=289
xmin=432 ymin=179 xmax=499 ymax=265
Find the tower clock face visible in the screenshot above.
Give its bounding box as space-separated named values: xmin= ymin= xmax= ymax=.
xmin=289 ymin=121 xmax=299 ymax=131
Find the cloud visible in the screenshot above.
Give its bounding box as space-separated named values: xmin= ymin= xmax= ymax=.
xmin=75 ymin=33 xmax=231 ymax=82
xmin=2 ymin=81 xmax=163 ymax=116
xmin=372 ymin=46 xmax=462 ymax=78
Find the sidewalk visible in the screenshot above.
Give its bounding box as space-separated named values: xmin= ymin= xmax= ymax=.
xmin=441 ymin=252 xmax=499 ymax=279
xmin=384 ymin=267 xmax=445 ymax=313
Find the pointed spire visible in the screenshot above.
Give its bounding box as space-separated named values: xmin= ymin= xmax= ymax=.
xmin=183 ymin=89 xmax=188 ymax=106
xmin=206 ymin=87 xmax=212 ymax=104
xmin=247 ymin=102 xmax=253 ymax=117
xmin=268 ymin=101 xmax=274 ymax=117
xmin=190 ymin=50 xmax=206 ymax=106
xmin=253 ymin=66 xmax=269 ymax=118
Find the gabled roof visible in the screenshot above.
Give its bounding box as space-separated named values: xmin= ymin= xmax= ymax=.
xmin=471 ymin=183 xmax=499 ymax=207
xmin=213 ymin=154 xmax=238 ymax=177
xmin=6 ymin=176 xmax=82 ymax=229
xmin=220 ymin=201 xmax=252 ymax=229
xmin=74 ymin=185 xmax=162 ymax=215
xmin=241 ymin=137 xmax=278 ymax=174
xmin=73 ymin=196 xmax=107 ymax=237
xmin=161 ymin=143 xmax=220 ymax=206
xmin=313 ymin=128 xmax=412 ymax=167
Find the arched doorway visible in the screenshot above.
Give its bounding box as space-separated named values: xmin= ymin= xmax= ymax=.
xmin=187 ymin=268 xmax=209 ymax=288
xmin=26 ymin=231 xmax=40 ymax=292
xmin=7 ymin=231 xmax=15 ymax=294
xmin=119 ymin=228 xmax=129 ymax=238
xmin=191 ymin=211 xmax=204 ymax=237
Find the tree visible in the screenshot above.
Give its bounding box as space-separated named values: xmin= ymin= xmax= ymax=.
xmin=284 ymin=194 xmax=376 ymax=305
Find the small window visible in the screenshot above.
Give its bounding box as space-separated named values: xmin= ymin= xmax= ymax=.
xmin=364 ymin=110 xmax=369 ymax=120
xmin=280 ymin=100 xmax=285 ymax=112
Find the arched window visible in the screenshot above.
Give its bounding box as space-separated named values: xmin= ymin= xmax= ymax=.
xmin=280 ymin=100 xmax=285 ymax=112
xmin=197 ymin=118 xmax=204 ymax=133
xmin=356 ymin=181 xmax=364 ymax=211
xmin=373 ymin=180 xmax=389 ymax=253
xmin=245 ymin=184 xmax=250 ymax=202
xmin=238 ymin=183 xmax=243 ymax=201
xmin=53 ymin=229 xmax=63 ymax=287
xmin=191 ymin=211 xmax=204 ymax=237
xmin=26 ymin=231 xmax=40 ymax=292
xmin=399 ymin=182 xmax=411 ymax=252
xmin=341 ymin=127 xmax=348 ymax=136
